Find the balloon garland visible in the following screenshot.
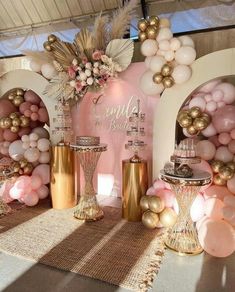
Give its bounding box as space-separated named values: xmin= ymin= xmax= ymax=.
xmin=139 ymin=16 xmax=196 ymax=95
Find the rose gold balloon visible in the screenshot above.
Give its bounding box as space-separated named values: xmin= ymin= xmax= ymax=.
xmin=149 ymin=196 xmax=165 ymax=213
xmin=159 ymin=208 xmax=177 ymax=228
xmin=138 ymin=19 xmax=149 ymax=32
xmin=142 ymin=210 xmax=159 ymax=229
xmin=213 ymin=174 xmax=226 ymax=186
xmin=189 ymin=106 xmax=201 ymax=119
xmin=211 ymin=160 xmax=224 ymax=173
xmin=153 ymin=72 xmax=163 ymax=84
xmin=140 ymin=195 xmax=149 ymax=211
xmin=218 ymin=166 xmax=234 ymax=180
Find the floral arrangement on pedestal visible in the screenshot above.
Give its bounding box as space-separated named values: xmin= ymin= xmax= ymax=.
xmin=26 ymin=0 xmax=137 ymax=103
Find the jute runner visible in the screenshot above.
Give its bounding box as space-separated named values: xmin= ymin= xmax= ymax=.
xmin=0 ymin=201 xmax=165 ymax=291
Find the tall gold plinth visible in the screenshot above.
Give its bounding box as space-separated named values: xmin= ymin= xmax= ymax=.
xmin=50 ymin=145 xmax=76 ymax=209
xmin=122 ymin=160 xmax=148 ymax=221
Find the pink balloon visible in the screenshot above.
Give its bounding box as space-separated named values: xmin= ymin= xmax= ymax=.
xmin=212 ymin=105 xmax=235 ymax=133
xmin=198 ymin=219 xmax=235 ymax=257
xmin=38 ymin=108 xmax=49 ymax=123
xmin=0 ymin=128 xmax=4 ymax=142
xmin=24 ymin=109 xmax=32 ymax=117
xmin=205 ymin=198 xmax=224 ymax=220
xmin=190 ymin=194 xmax=205 ymax=222
xmin=196 ymin=215 xmax=210 ymax=231
xmin=18 ymin=127 xmax=31 ymax=137
xmin=24 ymin=191 xmax=39 ymax=206
xmin=228 ymin=140 xmax=235 ymax=154
xmin=217 ymin=101 xmax=225 ymax=108
xmin=224 ymin=195 xmax=235 ymax=207
xmin=196 ymin=140 xmax=216 ymax=160
xmin=201 ymin=123 xmax=217 ymax=137
xmin=204 ymin=185 xmax=233 ymax=201
xmin=156 ymin=189 xmax=175 ymax=207
xmin=146 ymin=187 xmax=157 ymax=196
xmin=215 ymin=82 xmax=235 ymax=104
xmin=32 ymin=164 xmax=50 ymax=184
xmin=191 ymin=160 xmax=212 ymax=191
xmin=40 ymin=101 xmax=46 ymax=108
xmin=227 ymin=176 xmax=235 ymax=194
xmin=189 ymin=97 xmax=206 ymax=111
xmin=9 ymin=186 xmax=24 ymax=200
xmin=153 ymin=179 xmax=166 ymax=190
xmin=208 ymin=135 xmax=221 ymax=147
xmin=30 ymin=175 xmax=42 ymax=190
xmin=19 ymin=102 xmax=32 ymax=114
xmin=30 ymin=120 xmax=41 ymax=129
xmin=218 ymin=132 xmax=231 ymax=145
xmin=31 ymin=112 xmax=39 ymax=121
xmin=0 ymin=181 xmax=14 ymax=203
xmin=222 ymin=206 xmax=235 ymax=221
xmin=37 ymin=185 xmax=49 ymax=199
xmin=24 ymin=90 xmax=41 ymax=105
xmin=206 ymin=101 xmax=217 ymax=113
xmin=38 ymin=151 xmax=50 ymax=163
xmin=3 ymin=129 xmax=18 ymax=142
xmin=212 ymin=89 xmax=223 ymax=102
xmin=204 ymin=94 xmax=212 ymax=102
xmin=30 ymin=105 xmax=39 ymax=113
xmin=230 ymin=129 xmax=235 ymax=139
xmin=0 ymin=99 xmax=17 ymax=118
xmin=199 ymin=79 xmax=221 ymax=93
xmin=214 ymin=146 xmax=233 ymax=163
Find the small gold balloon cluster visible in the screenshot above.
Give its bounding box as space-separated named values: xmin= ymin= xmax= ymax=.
xmin=177 ymin=107 xmax=211 ymax=136
xmin=8 ymin=88 xmax=25 ymax=107
xmin=138 ymin=16 xmax=160 ymax=42
xmin=43 ymin=34 xmax=58 ymax=52
xmin=12 ymin=159 xmax=34 ymax=175
xmin=211 ymin=160 xmax=235 ymax=186
xmin=140 ymin=195 xmax=177 ymax=229
xmin=153 ymin=63 xmax=175 ymax=88
xmin=0 ymin=112 xmax=30 ymax=133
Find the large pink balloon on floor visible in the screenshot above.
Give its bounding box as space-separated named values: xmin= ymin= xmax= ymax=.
xmin=198 ymin=219 xmax=235 ymax=257
xmin=212 ymin=105 xmax=235 ymax=133
xmin=190 ymin=194 xmax=205 ymax=222
xmin=0 ymin=99 xmax=17 ymax=118
xmin=196 ymin=140 xmax=216 ymax=160
xmin=24 ymin=90 xmax=41 ymax=105
xmin=205 ymin=198 xmax=224 ymax=220
xmin=204 ymin=185 xmax=234 ymax=200
xmin=32 ymin=164 xmax=50 ymax=184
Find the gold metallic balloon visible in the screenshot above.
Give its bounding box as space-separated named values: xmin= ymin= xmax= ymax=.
xmin=193 ymin=117 xmax=208 ymax=131
xmin=218 ymin=166 xmax=234 ymax=180
xmin=48 ymin=34 xmax=57 ymax=43
xmin=189 ymin=106 xmax=201 ymax=119
xmin=211 ymin=160 xmax=224 ymax=173
xmin=161 ymin=64 xmax=173 ymax=77
xmin=13 ymin=162 xmax=21 ymax=173
xmin=138 ymin=18 xmax=149 ymax=32
xmin=177 ymin=110 xmax=189 ymax=121
xmin=16 ymin=88 xmax=24 ymax=96
xmin=138 ymin=31 xmax=147 ymax=42
xmin=187 ymin=125 xmax=198 ymax=136
xmin=43 ymin=41 xmax=52 ymax=51
xmin=140 ymin=195 xmax=150 ymax=211
xmin=178 ymin=115 xmax=193 ymax=128
xmin=12 ymin=117 xmax=21 ymax=127
xmin=142 ymin=210 xmax=159 ymax=229
xmin=213 ymin=174 xmax=226 ymax=186
xmin=8 ymin=93 xmax=15 ymax=100
xmin=23 ymin=164 xmax=34 ymax=175
xmin=4 ymin=117 xmax=12 ymax=128
xmin=146 ymin=25 xmax=158 ymax=39
xmin=153 ymin=72 xmax=163 ymax=84
xmin=9 ymin=112 xmax=19 ymax=119
xmin=159 ymin=208 xmax=177 ymax=228
xmin=226 ymin=161 xmax=235 ymax=172
xmin=162 ymin=76 xmax=174 ymax=88
xmin=149 ymin=196 xmax=165 ymax=213
xmin=20 ymin=116 xmax=30 ymax=127
xmin=10 ymin=126 xmax=19 ymax=133
xmin=148 ymin=15 xmax=160 ymax=27
xmin=13 ymin=96 xmax=24 ymax=106
xmin=19 ymin=159 xmax=28 ymax=168
xmin=201 ymin=112 xmax=211 ymax=124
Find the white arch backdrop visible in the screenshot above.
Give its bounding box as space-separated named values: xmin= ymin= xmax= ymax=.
xmin=0 ymin=69 xmax=60 ymax=144
xmin=153 ymin=48 xmax=235 ymax=179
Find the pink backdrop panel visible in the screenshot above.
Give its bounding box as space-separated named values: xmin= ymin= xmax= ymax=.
xmin=72 ymin=62 xmax=159 ymax=197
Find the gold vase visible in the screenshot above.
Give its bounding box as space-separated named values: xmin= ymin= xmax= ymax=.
xmin=122 ymin=159 xmax=148 ymax=221
xmin=50 ymin=145 xmax=76 ymax=209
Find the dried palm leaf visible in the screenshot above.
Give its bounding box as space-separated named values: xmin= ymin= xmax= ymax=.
xmin=43 ymin=72 xmax=70 ymax=100
xmin=106 ymin=39 xmax=134 ymax=71
xmin=53 ymin=60 xmax=64 ymax=72
xmin=21 ymin=50 xmax=54 ymax=64
xmin=109 ymin=0 xmax=137 ymax=40
xmin=93 ymin=13 xmax=109 ymax=50
xmin=74 ymin=29 xmax=95 ymax=60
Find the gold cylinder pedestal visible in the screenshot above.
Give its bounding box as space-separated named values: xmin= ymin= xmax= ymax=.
xmin=122 ymin=160 xmax=148 ymax=221
xmin=50 ymin=145 xmax=76 ymax=209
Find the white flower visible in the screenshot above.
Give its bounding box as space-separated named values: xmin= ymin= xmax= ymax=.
xmin=81 ymin=80 xmax=87 ymax=86
xmin=87 ymin=77 xmax=94 ymax=85
xmin=69 ymin=80 xmax=76 ymax=87
xmin=77 ymin=66 xmax=82 ymax=71
xmin=80 ymin=72 xmax=87 ymax=81
xmin=85 ymin=69 xmax=91 ymax=77
xmin=85 ymin=62 xmax=92 ymax=69
xmin=114 ymin=63 xmax=122 ymax=72
xmin=72 ymin=59 xmax=78 ymax=66
xmin=94 ymin=62 xmax=99 ymax=68
xmin=93 ymin=68 xmax=99 ymax=75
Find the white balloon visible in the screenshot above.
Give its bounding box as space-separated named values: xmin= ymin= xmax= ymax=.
xmin=175 ymin=46 xmax=196 ymax=65
xmin=164 ymin=50 xmax=175 ymax=62
xmin=170 ymin=38 xmax=181 ymax=51
xmin=22 ymin=142 xmax=30 ymax=150
xmin=24 ymin=148 xmax=40 ymax=163
xmin=156 ymin=50 xmax=165 ymax=57
xmin=9 ymin=140 xmax=25 ymax=161
xmin=156 ymin=28 xmax=173 ymax=42
xmin=21 ymin=135 xmax=29 ymax=142
xmin=29 ymin=133 xmax=39 ymax=142
xmin=172 ymin=65 xmax=192 ymax=84
xmin=32 ymin=127 xmax=50 ymax=139
xmin=141 ymin=39 xmax=158 ymax=57
xmin=30 ymin=60 xmax=42 ymax=72
xmin=30 ymin=141 xmax=38 ymax=148
xmin=159 ymin=18 xmax=171 ymax=28
xmin=140 ymin=70 xmax=164 ymax=96
xmin=145 ymin=56 xmax=152 ymax=68
xmin=39 ymin=151 xmax=50 ymax=164
xmin=159 ymin=40 xmax=170 ymax=51
xmin=178 ymin=36 xmax=195 ymax=48
xmin=41 ymin=63 xmax=57 ymax=79
xmin=37 ymin=138 xmax=50 ymax=152
xmin=149 ymin=56 xmax=165 ymax=73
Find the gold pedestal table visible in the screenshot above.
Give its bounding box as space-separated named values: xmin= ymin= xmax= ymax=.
xmin=70 ymin=143 xmax=107 ymax=221
xmin=160 ymin=169 xmax=211 ymax=255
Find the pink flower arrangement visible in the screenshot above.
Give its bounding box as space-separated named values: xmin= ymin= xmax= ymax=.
xmin=92 ymin=50 xmax=104 ymax=61
xmin=68 ymin=67 xmax=76 ymax=79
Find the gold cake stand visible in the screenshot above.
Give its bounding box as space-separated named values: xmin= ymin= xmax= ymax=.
xmin=70 ymin=143 xmax=107 ymax=221
xmin=160 ymin=169 xmax=211 ymax=255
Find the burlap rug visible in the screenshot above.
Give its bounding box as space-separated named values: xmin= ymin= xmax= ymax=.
xmin=0 ymin=201 xmax=165 ymax=291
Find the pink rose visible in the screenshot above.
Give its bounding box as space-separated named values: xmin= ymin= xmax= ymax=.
xmin=92 ymin=50 xmax=103 ymax=61
xmin=75 ymin=81 xmax=83 ymax=93
xmin=82 ymin=56 xmax=88 ymax=64
xmin=97 ymin=78 xmax=106 ymax=86
xmin=68 ymin=66 xmax=76 ymax=79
